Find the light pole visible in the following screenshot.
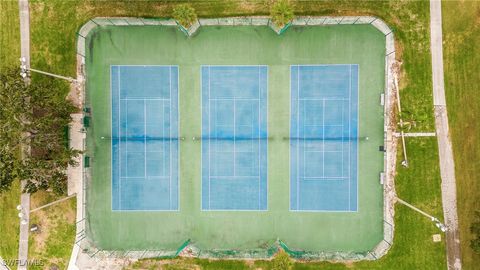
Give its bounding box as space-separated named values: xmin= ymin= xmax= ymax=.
xmin=19 ymin=57 xmax=80 ymax=84
xmin=16 ymin=205 xmax=28 ymax=226
xmin=396 ymin=197 xmax=447 ymax=232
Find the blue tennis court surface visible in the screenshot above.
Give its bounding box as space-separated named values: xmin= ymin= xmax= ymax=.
xmin=201 ymin=66 xmax=268 ymax=210
xmin=111 ymin=65 xmax=179 ymax=211
xmin=290 ymin=65 xmax=358 ymax=212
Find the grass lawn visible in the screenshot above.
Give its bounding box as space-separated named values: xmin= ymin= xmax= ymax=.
xmin=0 ymin=181 xmax=20 ymax=269
xmin=0 ymin=0 xmax=450 ymax=269
xmin=1 ymin=1 xmax=76 ymax=269
xmin=0 ymin=0 xmax=20 ymax=71
xmin=0 ymin=1 xmax=20 ymax=268
xmin=28 ymin=191 xmax=76 ymax=270
xmin=442 ymin=1 xmax=480 ymax=269
xmin=126 ymin=138 xmax=446 ymax=270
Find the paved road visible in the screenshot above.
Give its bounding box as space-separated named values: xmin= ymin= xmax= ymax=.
xmin=430 ymin=1 xmax=462 ymax=269
xmin=18 ymin=0 xmax=31 ymax=269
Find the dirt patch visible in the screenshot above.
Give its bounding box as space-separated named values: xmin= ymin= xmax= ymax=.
xmin=66 ymin=55 xmax=84 ymax=109
xmin=237 ymin=1 xmax=266 ymax=14
xmin=29 ymin=191 xmax=76 ymax=269
xmin=343 ymin=260 xmax=355 ymax=268
xmin=30 ymin=209 xmax=51 ymax=252
xmin=125 ymin=259 xmax=201 ymax=270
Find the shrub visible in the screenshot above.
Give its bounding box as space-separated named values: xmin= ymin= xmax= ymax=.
xmin=271 ymin=250 xmax=293 ymax=270
xmin=270 ymin=0 xmax=294 ymax=28
xmin=471 ymin=211 xmax=480 ymax=253
xmin=172 ymin=4 xmax=197 ymax=29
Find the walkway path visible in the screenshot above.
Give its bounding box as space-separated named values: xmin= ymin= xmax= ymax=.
xmin=18 ymin=0 xmax=31 ymax=269
xmin=430 ymin=1 xmax=462 ymax=269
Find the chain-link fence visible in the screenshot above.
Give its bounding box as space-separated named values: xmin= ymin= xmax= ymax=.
xmin=72 ymin=16 xmax=396 ymax=265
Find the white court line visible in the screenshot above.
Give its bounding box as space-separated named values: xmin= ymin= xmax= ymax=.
xmin=251 ymin=101 xmax=255 ymax=181
xmin=293 ymin=64 xmax=355 ymax=67
xmin=341 ymin=99 xmax=345 ymax=180
xmin=169 ymin=66 xmax=172 ymax=209
xmin=302 ymin=100 xmax=306 ymax=197
xmin=176 ymin=66 xmax=180 ymax=210
xmin=303 ymin=177 xmax=349 ymax=180
xmin=209 ymin=98 xmax=260 ymax=101
xmin=161 ymin=100 xmax=165 ymax=179
xmin=210 ymin=176 xmax=261 ymax=179
xmin=121 ymin=176 xmax=170 ymax=179
xmin=144 ymin=100 xmax=147 ymax=179
xmin=305 ymin=150 xmax=344 ymax=153
xmin=118 ymin=67 xmax=122 ymax=209
xmin=304 ymin=124 xmax=344 ymax=127
xmin=322 ymin=99 xmax=326 ymax=177
xmin=208 ymin=66 xmax=211 ymax=210
xmin=348 ymin=65 xmax=352 ymax=210
xmin=257 ymin=66 xmax=261 ymax=209
xmin=299 ymin=98 xmax=348 ymax=101
xmin=212 ymin=149 xmax=255 ymax=154
xmin=233 ymin=98 xmax=236 ymax=177
xmin=110 ymin=67 xmax=114 ymax=210
xmin=121 ymin=97 xmax=170 ymax=101
xmin=296 ymin=66 xmax=300 ymax=210
xmin=355 ymin=65 xmax=360 ymax=212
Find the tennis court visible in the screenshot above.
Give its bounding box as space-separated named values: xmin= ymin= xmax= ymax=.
xmin=85 ymin=24 xmax=386 ymax=256
xmin=111 ymin=65 xmax=179 ymax=211
xmin=201 ymin=66 xmax=268 ymax=210
xmin=290 ymin=65 xmax=358 ymax=212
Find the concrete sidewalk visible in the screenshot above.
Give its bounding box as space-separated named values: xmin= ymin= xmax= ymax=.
xmin=430 ymin=1 xmax=462 ymax=269
xmin=18 ymin=0 xmax=31 ymax=269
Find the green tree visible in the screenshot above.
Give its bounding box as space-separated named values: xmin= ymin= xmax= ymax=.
xmin=0 ymin=150 xmax=19 ymax=191
xmin=270 ymin=0 xmax=294 ymax=28
xmin=0 ymin=68 xmax=79 ymax=194
xmin=172 ymin=4 xmax=197 ymax=29
xmin=0 ymin=69 xmax=29 ymax=192
xmin=471 ymin=211 xmax=480 ymax=253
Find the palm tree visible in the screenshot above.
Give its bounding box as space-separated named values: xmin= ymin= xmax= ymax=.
xmin=172 ymin=4 xmax=198 ymax=29
xmin=270 ymin=0 xmax=294 ymax=28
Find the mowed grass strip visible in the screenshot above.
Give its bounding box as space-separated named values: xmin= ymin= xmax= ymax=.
xmin=0 ymin=181 xmax=20 ymax=269
xmin=0 ymin=0 xmax=20 ymax=71
xmin=0 ymin=1 xmax=21 ymax=267
xmin=443 ymin=1 xmax=480 ymax=269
